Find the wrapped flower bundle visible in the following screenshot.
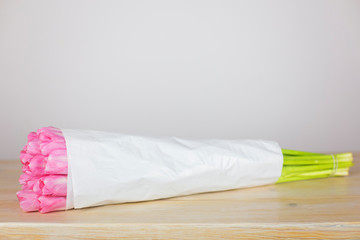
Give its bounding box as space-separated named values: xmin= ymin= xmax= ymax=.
xmin=17 ymin=127 xmax=354 ymax=213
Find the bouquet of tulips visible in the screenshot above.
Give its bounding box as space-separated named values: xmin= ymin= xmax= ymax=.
xmin=17 ymin=127 xmax=354 ymax=213
xmin=17 ymin=127 xmax=68 ymax=213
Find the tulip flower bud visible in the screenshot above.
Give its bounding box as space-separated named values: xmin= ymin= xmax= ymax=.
xmin=45 ymin=149 xmax=68 ymax=175
xmin=19 ymin=172 xmax=31 ymax=185
xmin=16 ymin=190 xmax=40 ymax=212
xmin=27 ymin=132 xmax=37 ymax=142
xmin=27 ymin=155 xmax=46 ymax=176
xmin=37 ymin=127 xmax=65 ymax=143
xmin=40 ymin=175 xmax=67 ymax=196
xmin=39 ymin=196 xmax=66 ymax=213
xmin=32 ymin=178 xmax=42 ymax=195
xmin=20 ymin=151 xmax=33 ymax=165
xmin=23 ymin=178 xmax=37 ymax=190
xmin=40 ymin=141 xmax=66 ymax=156
xmin=26 ymin=138 xmax=41 ymax=155
xmin=21 ymin=163 xmax=30 ymax=174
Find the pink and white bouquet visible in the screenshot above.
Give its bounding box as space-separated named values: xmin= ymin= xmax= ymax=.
xmin=17 ymin=127 xmax=353 ymax=213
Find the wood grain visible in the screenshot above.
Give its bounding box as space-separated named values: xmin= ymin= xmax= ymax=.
xmin=0 ymin=153 xmax=359 ymax=239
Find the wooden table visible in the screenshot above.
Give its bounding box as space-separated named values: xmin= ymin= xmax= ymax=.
xmin=0 ymin=154 xmax=359 ymax=239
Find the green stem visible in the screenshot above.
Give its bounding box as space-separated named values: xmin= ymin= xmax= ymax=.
xmin=278 ymin=149 xmax=354 ymax=184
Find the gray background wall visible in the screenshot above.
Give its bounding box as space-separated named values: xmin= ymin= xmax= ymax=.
xmin=0 ymin=0 xmax=359 ymax=159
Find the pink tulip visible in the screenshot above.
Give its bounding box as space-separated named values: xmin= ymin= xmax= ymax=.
xmin=45 ymin=149 xmax=68 ymax=175
xmin=37 ymin=126 xmax=65 ymax=143
xmin=21 ymin=184 xmax=30 ymax=191
xmin=32 ymin=178 xmax=43 ymax=195
xmin=40 ymin=141 xmax=66 ymax=156
xmin=39 ymin=196 xmax=66 ymax=213
xmin=26 ymin=138 xmax=41 ymax=155
xmin=19 ymin=172 xmax=31 ymax=185
xmin=17 ymin=190 xmax=40 ymax=212
xmin=21 ymin=163 xmax=30 ymax=174
xmin=20 ymin=151 xmax=33 ymax=164
xmin=22 ymin=178 xmax=38 ymax=190
xmin=27 ymin=155 xmax=46 ymax=176
xmin=27 ymin=132 xmax=37 ymax=142
xmin=40 ymin=175 xmax=67 ymax=196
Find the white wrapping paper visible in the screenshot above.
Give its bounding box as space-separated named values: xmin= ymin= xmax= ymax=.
xmin=62 ymin=129 xmax=283 ymax=210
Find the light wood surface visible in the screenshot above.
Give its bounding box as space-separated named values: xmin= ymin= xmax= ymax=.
xmin=0 ymin=154 xmax=359 ymax=239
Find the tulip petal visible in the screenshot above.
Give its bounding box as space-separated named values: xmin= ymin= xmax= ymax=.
xmin=25 ymin=179 xmax=37 ymax=189
xmin=40 ymin=175 xmax=67 ymax=196
xmin=27 ymin=132 xmax=38 ymax=142
xmin=21 ymin=163 xmax=30 ymax=173
xmin=19 ymin=172 xmax=31 ymax=185
xmin=45 ymin=149 xmax=68 ymax=174
xmin=26 ymin=138 xmax=41 ymax=155
xmin=20 ymin=151 xmax=33 ymax=165
xmin=16 ymin=190 xmax=40 ymax=212
xmin=39 ymin=196 xmax=66 ymax=213
xmin=28 ymin=155 xmax=46 ymax=176
xmin=32 ymin=178 xmax=43 ymax=195
xmin=40 ymin=141 xmax=66 ymax=156
xmin=37 ymin=126 xmax=65 ymax=143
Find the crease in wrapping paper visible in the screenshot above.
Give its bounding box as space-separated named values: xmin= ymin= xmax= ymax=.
xmin=65 ymin=159 xmax=74 ymax=210
xmin=62 ymin=129 xmax=283 ymax=210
